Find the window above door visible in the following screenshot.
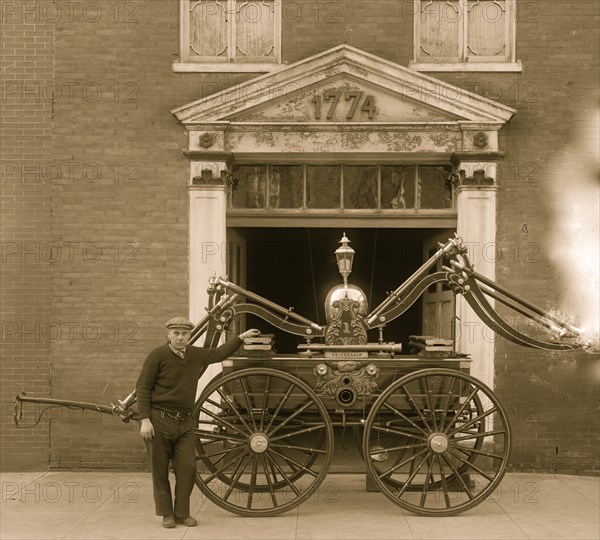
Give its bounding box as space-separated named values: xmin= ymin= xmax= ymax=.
xmin=174 ymin=0 xmax=282 ymax=73
xmin=409 ymin=0 xmax=522 ymax=72
xmin=229 ymin=163 xmax=455 ymax=213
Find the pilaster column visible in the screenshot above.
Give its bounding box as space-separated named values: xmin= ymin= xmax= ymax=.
xmin=189 ymin=161 xmax=229 ymax=393
xmin=454 ymin=161 xmax=498 ymax=389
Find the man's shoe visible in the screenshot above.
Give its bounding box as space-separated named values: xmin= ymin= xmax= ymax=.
xmin=174 ymin=516 xmax=197 ymax=527
xmin=162 ymin=515 xmax=176 ymax=528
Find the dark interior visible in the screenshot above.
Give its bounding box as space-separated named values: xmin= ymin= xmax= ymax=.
xmin=232 ymin=227 xmax=451 ymax=354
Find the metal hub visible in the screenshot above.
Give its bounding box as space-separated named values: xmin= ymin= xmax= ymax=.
xmin=249 ymin=433 xmax=269 ymax=454
xmin=428 ymin=433 xmax=449 ymax=454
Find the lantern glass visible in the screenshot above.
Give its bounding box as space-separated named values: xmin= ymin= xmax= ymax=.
xmin=335 ymin=234 xmax=355 ymax=284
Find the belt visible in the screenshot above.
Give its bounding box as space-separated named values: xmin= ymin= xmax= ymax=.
xmin=152 ymin=407 xmax=192 ymax=422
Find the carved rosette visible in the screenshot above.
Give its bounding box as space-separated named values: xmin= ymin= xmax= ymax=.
xmin=473 ymin=131 xmax=488 ymax=149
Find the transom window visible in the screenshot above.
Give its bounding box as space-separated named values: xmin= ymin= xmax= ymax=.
xmin=228 ymin=164 xmax=455 ymax=211
xmin=411 ymin=0 xmax=521 ymax=72
xmin=177 ymin=0 xmax=281 ymax=72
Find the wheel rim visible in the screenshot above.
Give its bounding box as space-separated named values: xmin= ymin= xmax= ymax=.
xmin=193 ymin=368 xmax=334 ymax=516
xmin=363 ymin=368 xmax=511 ymax=516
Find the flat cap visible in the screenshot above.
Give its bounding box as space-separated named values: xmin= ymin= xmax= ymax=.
xmin=165 ymin=316 xmax=194 ymax=330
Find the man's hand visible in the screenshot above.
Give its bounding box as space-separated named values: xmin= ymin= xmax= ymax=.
xmin=140 ymin=418 xmax=154 ymax=441
xmin=238 ymin=329 xmax=261 ymax=340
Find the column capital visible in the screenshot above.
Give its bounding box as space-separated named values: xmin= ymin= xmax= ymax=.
xmin=451 ymin=160 xmax=499 ymax=188
xmin=189 ymin=160 xmax=231 ymax=187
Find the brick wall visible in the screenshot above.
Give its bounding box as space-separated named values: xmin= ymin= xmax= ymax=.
xmin=492 ymin=0 xmax=600 ymax=474
xmin=1 ymin=0 xmax=54 ymax=470
xmin=434 ymin=1 xmax=599 ymax=474
xmin=1 ymin=0 xmax=598 ymax=473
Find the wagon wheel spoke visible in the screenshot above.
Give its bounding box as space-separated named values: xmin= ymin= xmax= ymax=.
xmin=420 ymin=454 xmax=436 ymax=507
xmin=396 ymin=452 xmax=430 ymax=498
xmin=424 ymin=377 xmax=438 ymax=432
xmin=370 ymin=424 xmax=429 ymax=441
xmin=402 ymin=386 xmax=432 ymax=431
xmin=438 ymin=377 xmax=456 ymax=430
xmin=381 ymin=401 xmax=429 ymax=436
xmin=441 ymin=452 xmax=474 ymax=499
xmin=378 ymin=448 xmax=428 ymax=480
xmin=214 ymin=388 xmax=253 ymax=433
xmin=193 ymin=429 xmax=246 ymax=444
xmin=451 ymin=429 xmax=507 ymax=442
xmin=198 ymin=442 xmax=246 ymax=460
xmin=239 ymin=377 xmax=258 ymax=432
xmin=260 ymin=454 xmax=278 ymax=508
xmin=363 ymin=368 xmax=511 ymax=516
xmin=268 ymin=447 xmax=319 ymax=478
xmin=269 ymin=423 xmax=327 ymax=442
xmin=270 ymin=442 xmax=328 ymax=454
xmin=266 ymin=451 xmax=302 ymax=496
xmin=246 ymin=456 xmax=259 ymax=509
xmin=259 ymin=376 xmax=271 ymax=431
xmin=446 ymin=448 xmax=495 ymax=483
xmin=263 ymin=383 xmax=295 ymax=433
xmin=223 ymin=454 xmax=252 ymax=502
xmin=449 ymin=443 xmax=506 ymax=461
xmin=267 ymin=399 xmax=313 ymax=437
xmin=203 ymin=449 xmax=247 ymax=485
xmin=198 ymin=406 xmax=249 ymax=437
xmin=436 ymin=455 xmax=453 ymax=508
xmin=193 ymin=368 xmax=333 ymax=517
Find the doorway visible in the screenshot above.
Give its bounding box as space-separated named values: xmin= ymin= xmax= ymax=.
xmin=227 ymin=227 xmax=455 ymax=354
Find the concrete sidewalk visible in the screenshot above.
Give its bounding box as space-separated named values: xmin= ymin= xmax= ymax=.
xmin=0 ymin=472 xmax=598 ymax=540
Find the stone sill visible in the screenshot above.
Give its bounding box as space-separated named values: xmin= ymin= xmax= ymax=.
xmin=409 ymin=61 xmax=523 ymax=73
xmin=172 ymin=62 xmax=284 ymax=73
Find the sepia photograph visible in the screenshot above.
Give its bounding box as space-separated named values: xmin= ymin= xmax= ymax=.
xmin=1 ymin=1 xmax=599 ymax=538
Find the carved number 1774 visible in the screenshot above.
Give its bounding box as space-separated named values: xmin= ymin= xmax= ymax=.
xmin=312 ymin=91 xmax=376 ymax=120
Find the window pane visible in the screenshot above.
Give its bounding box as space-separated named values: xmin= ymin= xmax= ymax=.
xmin=468 ymin=0 xmax=507 ymax=58
xmin=236 ymin=1 xmax=275 ymax=59
xmin=189 ymin=1 xmax=228 ymax=57
xmin=231 ymin=165 xmax=267 ymax=208
xmin=381 ymin=166 xmax=416 ymax=209
xmin=343 ymin=166 xmax=377 ymax=209
xmin=306 ymin=166 xmax=340 ymax=209
xmin=419 ymin=166 xmax=453 ymax=209
xmin=419 ymin=0 xmax=460 ymax=60
xmin=270 ymin=166 xmax=303 ymax=209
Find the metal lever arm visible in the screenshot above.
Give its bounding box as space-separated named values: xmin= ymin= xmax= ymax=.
xmin=366 ymin=235 xmax=466 ymax=326
xmin=213 ymin=277 xmax=324 ymax=333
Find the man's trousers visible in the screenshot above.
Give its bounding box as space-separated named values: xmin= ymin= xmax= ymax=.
xmin=147 ymin=408 xmax=196 ymax=517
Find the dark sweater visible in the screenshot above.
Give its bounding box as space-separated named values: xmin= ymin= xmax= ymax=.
xmin=136 ymin=337 xmax=242 ymax=420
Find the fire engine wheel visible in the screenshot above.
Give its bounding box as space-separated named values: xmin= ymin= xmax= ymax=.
xmin=363 ymin=368 xmax=511 ymax=516
xmin=192 ymin=368 xmax=334 ymax=516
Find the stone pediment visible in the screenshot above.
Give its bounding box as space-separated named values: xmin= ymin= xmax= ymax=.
xmin=172 ymin=45 xmax=515 ymax=126
xmin=228 ymin=73 xmax=458 ymax=123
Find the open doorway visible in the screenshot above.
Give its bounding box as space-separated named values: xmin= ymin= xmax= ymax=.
xmin=227 ymin=227 xmax=455 ymax=354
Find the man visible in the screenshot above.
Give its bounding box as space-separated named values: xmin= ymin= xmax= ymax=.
xmin=136 ymin=316 xmax=260 ymax=528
